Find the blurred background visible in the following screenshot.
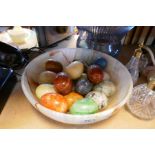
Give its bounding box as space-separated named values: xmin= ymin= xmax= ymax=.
xmin=0 ymin=26 xmax=155 ymax=48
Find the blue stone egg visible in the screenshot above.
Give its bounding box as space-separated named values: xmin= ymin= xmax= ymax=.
xmin=94 ymin=57 xmax=107 ymax=69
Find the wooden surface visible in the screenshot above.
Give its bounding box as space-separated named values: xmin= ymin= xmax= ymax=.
xmin=1 ymin=82 xmax=155 ymax=129
xmin=1 ymin=38 xmax=155 ymax=128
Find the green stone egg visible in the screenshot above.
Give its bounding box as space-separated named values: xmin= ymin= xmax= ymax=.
xmin=70 ymin=98 xmax=99 ymax=115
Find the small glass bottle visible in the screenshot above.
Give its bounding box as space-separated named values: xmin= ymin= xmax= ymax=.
xmin=139 ymin=54 xmax=149 ymax=73
xmin=126 ymin=46 xmax=142 ymax=85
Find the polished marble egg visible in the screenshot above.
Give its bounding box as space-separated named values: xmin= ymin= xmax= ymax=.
xmin=35 ymin=84 xmax=57 ymax=99
xmin=64 ymin=92 xmax=83 ymax=108
xmin=38 ymin=71 xmax=56 ymax=84
xmin=45 ymin=59 xmax=63 ymax=73
xmin=86 ymin=91 xmax=108 ymax=109
xmin=75 ymin=78 xmax=93 ymax=96
xmin=79 ymin=73 xmax=87 ymax=80
xmin=64 ymin=61 xmax=84 ymax=79
xmin=53 ymin=72 xmax=73 ymax=95
xmin=40 ymin=93 xmax=68 ymax=113
xmin=103 ymin=71 xmax=110 ymax=81
xmin=70 ymin=98 xmax=99 ymax=115
xmin=87 ymin=65 xmax=103 ymax=84
xmin=94 ymin=57 xmax=107 ymax=69
xmin=94 ymin=80 xmax=116 ymax=97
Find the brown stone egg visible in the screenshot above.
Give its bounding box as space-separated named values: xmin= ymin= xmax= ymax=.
xmin=53 ymin=72 xmax=73 ymax=95
xmin=45 ymin=59 xmax=63 ymax=73
xmin=87 ymin=65 xmax=103 ymax=84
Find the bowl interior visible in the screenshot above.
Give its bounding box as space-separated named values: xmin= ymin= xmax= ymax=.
xmin=21 ymin=48 xmax=133 ymax=124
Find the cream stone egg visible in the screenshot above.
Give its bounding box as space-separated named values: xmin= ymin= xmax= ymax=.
xmin=35 ymin=84 xmax=57 ymax=99
xmin=64 ymin=61 xmax=84 ymax=79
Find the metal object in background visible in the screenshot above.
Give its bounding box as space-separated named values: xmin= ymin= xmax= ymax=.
xmin=122 ymin=26 xmax=155 ymax=46
xmin=77 ymin=26 xmax=134 ymax=57
xmin=35 ymin=26 xmax=75 ymax=48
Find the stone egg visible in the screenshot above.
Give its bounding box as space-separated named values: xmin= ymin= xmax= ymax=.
xmin=75 ymin=78 xmax=93 ymax=96
xmin=94 ymin=57 xmax=107 ymax=69
xmin=86 ymin=91 xmax=108 ymax=109
xmin=70 ymin=98 xmax=99 ymax=115
xmin=45 ymin=59 xmax=63 ymax=73
xmin=94 ymin=80 xmax=116 ymax=97
xmin=64 ymin=61 xmax=84 ymax=80
xmin=87 ymin=65 xmax=103 ymax=84
xmin=64 ymin=92 xmax=83 ymax=108
xmin=40 ymin=93 xmax=68 ymax=113
xmin=103 ymin=71 xmax=110 ymax=81
xmin=80 ymin=73 xmax=87 ymax=80
xmin=38 ymin=71 xmax=56 ymax=84
xmin=35 ymin=84 xmax=57 ymax=99
xmin=54 ymin=72 xmax=73 ymax=95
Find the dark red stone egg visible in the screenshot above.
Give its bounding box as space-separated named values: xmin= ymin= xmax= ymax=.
xmin=87 ymin=65 xmax=103 ymax=84
xmin=53 ymin=72 xmax=73 ymax=95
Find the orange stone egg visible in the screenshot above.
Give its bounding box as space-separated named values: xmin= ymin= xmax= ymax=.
xmin=40 ymin=93 xmax=68 ymax=113
xmin=64 ymin=92 xmax=83 ymax=108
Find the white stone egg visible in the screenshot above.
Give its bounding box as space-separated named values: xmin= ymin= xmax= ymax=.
xmin=86 ymin=91 xmax=108 ymax=109
xmin=94 ymin=80 xmax=116 ymax=97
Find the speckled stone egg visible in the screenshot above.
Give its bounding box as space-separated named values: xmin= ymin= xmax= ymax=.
xmin=64 ymin=61 xmax=84 ymax=80
xmin=87 ymin=65 xmax=103 ymax=84
xmin=75 ymin=78 xmax=93 ymax=96
xmin=86 ymin=91 xmax=108 ymax=109
xmin=94 ymin=80 xmax=116 ymax=97
xmin=70 ymin=98 xmax=99 ymax=115
xmin=53 ymin=72 xmax=73 ymax=95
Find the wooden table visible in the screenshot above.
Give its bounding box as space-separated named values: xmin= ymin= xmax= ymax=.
xmin=0 ymin=38 xmax=155 ymax=128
